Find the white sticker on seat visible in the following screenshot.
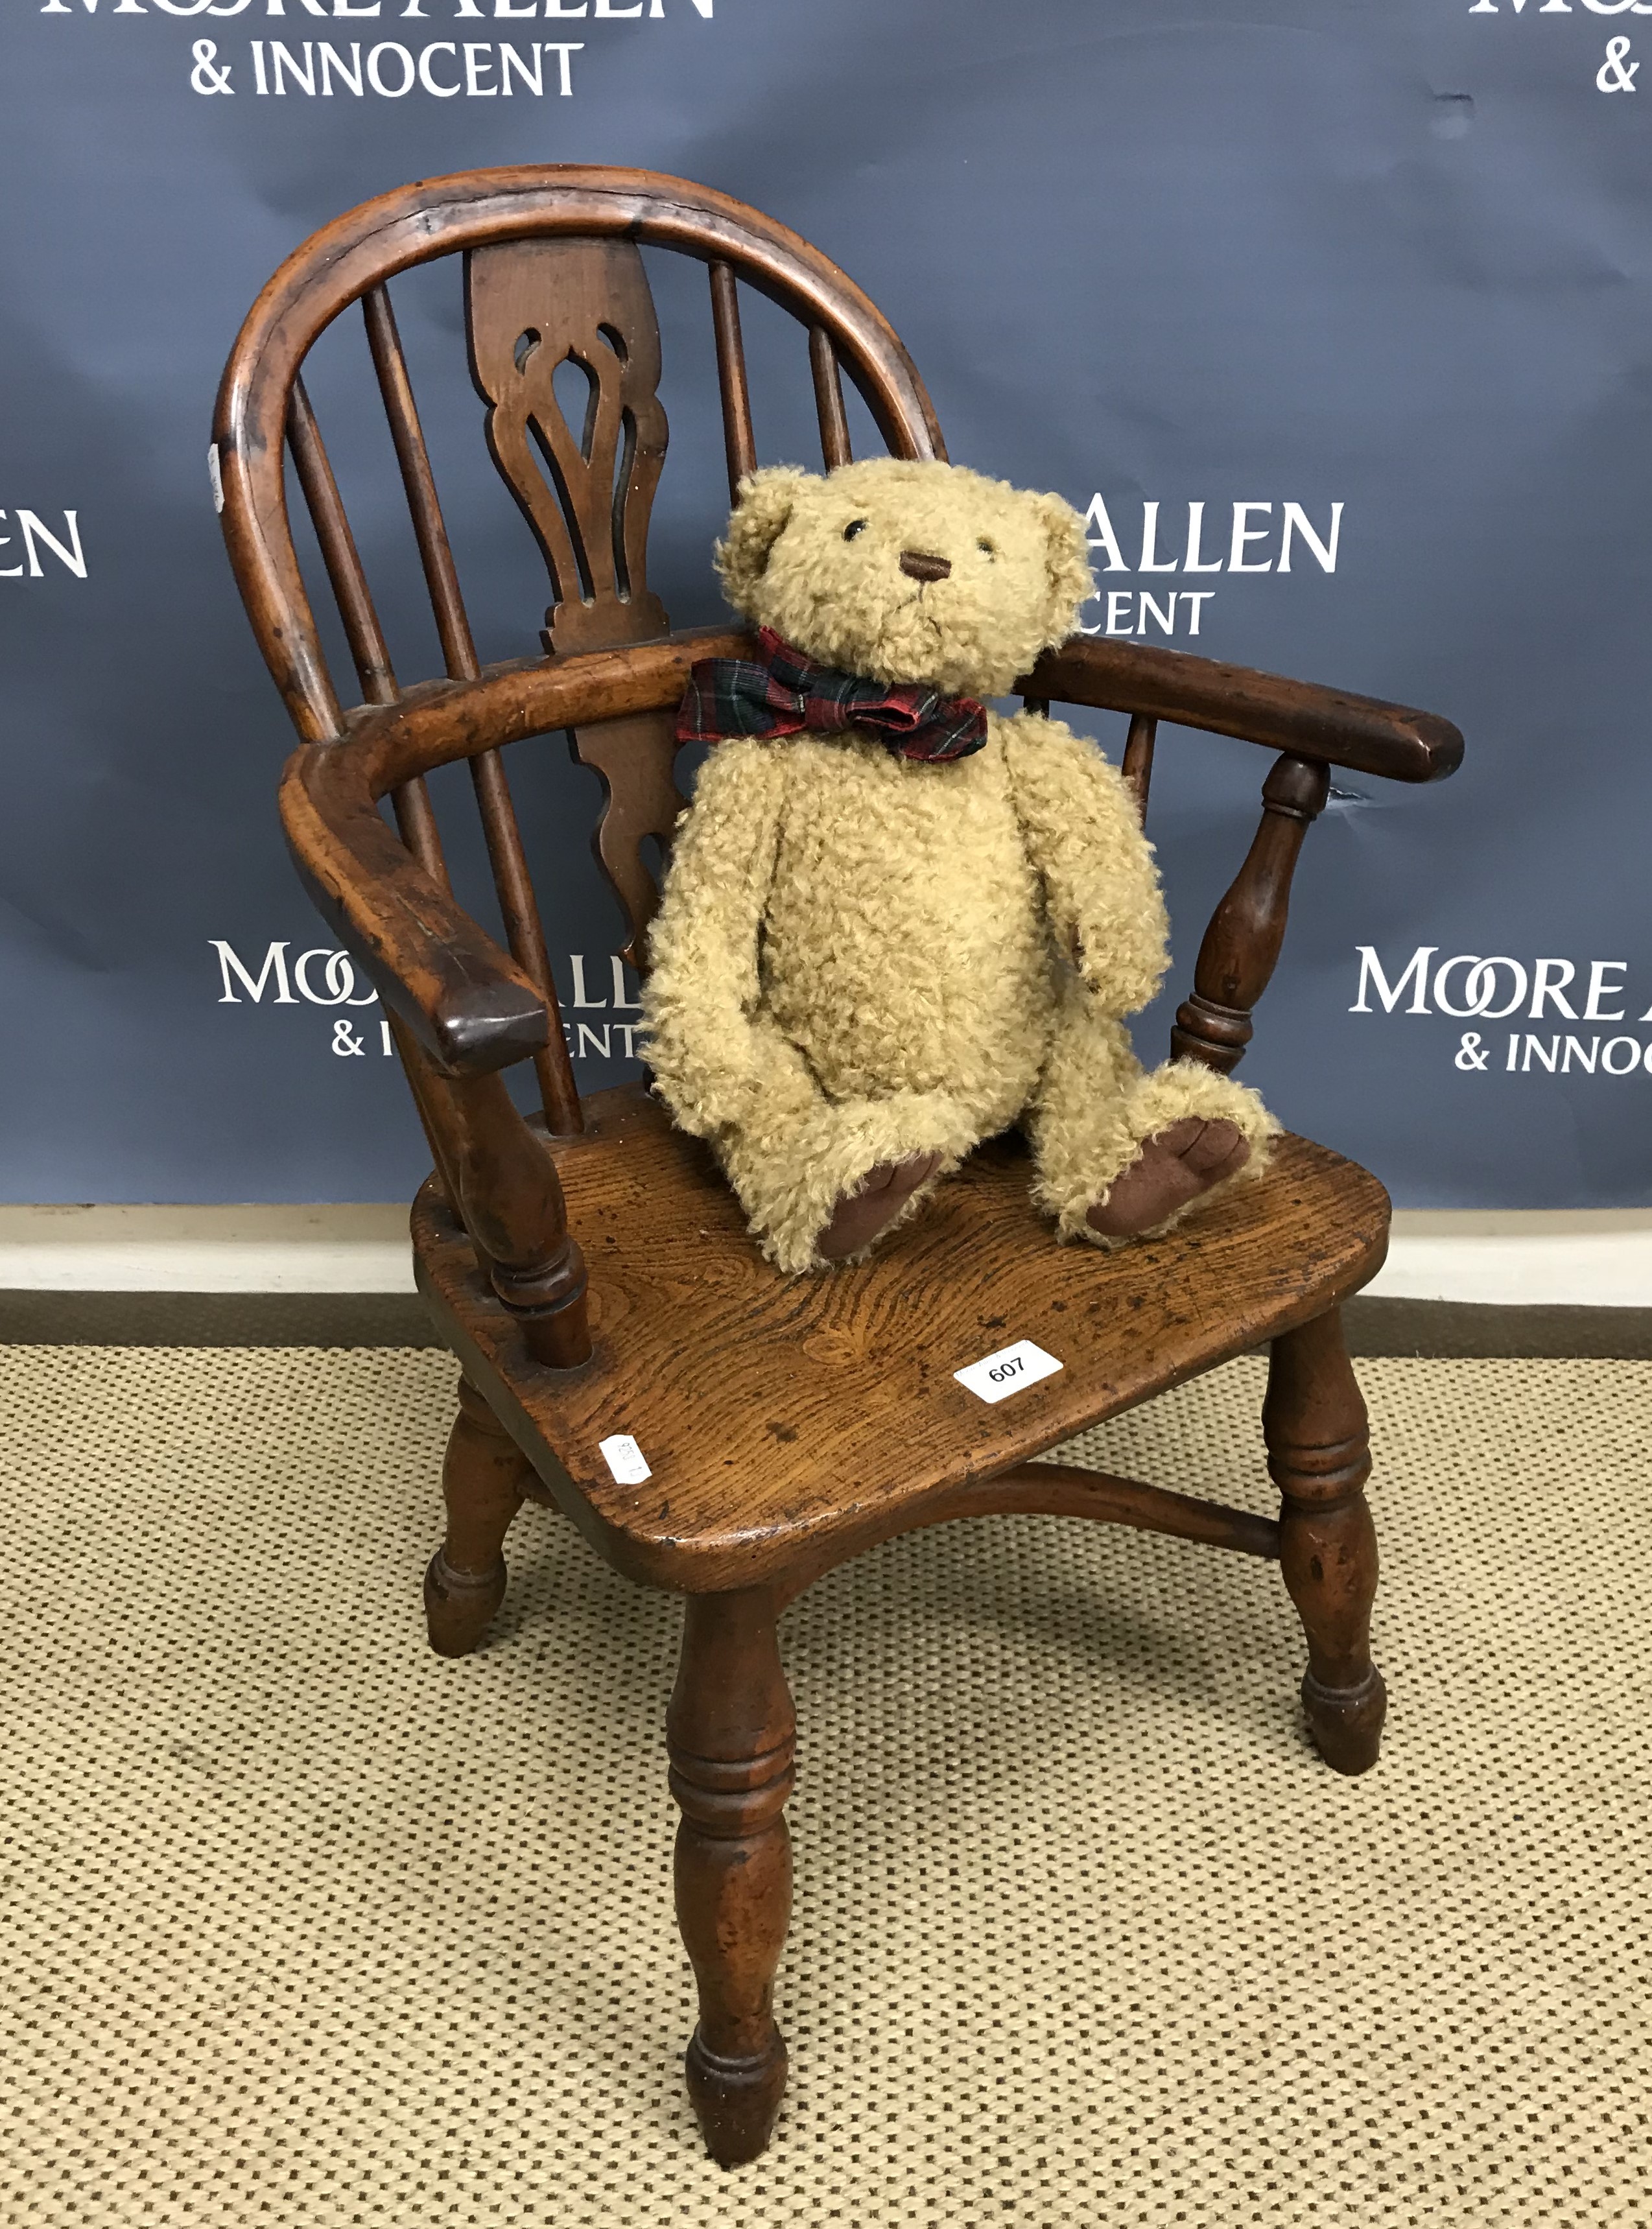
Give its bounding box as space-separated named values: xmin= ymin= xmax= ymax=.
xmin=598 ymin=1433 xmax=651 ymax=1485
xmin=953 ymin=1339 xmax=1064 ymax=1405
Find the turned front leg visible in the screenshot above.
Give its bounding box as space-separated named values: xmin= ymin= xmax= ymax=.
xmin=1264 ymin=1310 xmax=1387 ymax=1775
xmin=424 ymin=1374 xmax=534 ymax=1658
xmin=667 ymin=1587 xmax=796 ymax=2166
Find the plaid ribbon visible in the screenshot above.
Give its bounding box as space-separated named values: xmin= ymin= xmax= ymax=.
xmin=676 ymin=626 xmax=988 ymax=764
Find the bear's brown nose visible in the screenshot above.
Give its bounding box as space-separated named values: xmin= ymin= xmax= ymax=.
xmin=899 ymin=549 xmax=952 ymax=583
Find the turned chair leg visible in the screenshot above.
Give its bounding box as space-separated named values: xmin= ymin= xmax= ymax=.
xmin=424 ymin=1373 xmax=534 ymax=1658
xmin=1264 ymin=1308 xmax=1387 ymax=1775
xmin=667 ymin=1586 xmax=796 ymax=2166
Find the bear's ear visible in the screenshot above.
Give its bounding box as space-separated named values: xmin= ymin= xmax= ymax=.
xmin=715 ymin=466 xmax=811 ymax=613
xmin=1035 ymin=491 xmax=1095 ymax=645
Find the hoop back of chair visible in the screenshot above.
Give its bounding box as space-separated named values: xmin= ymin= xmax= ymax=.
xmin=214 ymin=166 xmax=946 ymax=1135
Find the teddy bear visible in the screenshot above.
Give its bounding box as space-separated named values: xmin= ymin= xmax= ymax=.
xmin=641 ymin=456 xmax=1277 ymax=1274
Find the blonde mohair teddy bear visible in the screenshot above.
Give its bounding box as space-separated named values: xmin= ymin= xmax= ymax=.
xmin=642 ymin=456 xmax=1277 ymax=1273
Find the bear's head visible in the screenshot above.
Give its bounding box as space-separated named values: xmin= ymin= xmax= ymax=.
xmin=715 ymin=458 xmax=1094 ymax=700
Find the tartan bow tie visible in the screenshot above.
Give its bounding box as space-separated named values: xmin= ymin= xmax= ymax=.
xmin=676 ymin=626 xmax=989 ymax=764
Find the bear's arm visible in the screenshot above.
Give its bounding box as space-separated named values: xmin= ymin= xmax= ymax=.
xmin=999 ymin=711 xmax=1172 ymax=1019
xmin=642 ymin=738 xmax=822 ymax=1139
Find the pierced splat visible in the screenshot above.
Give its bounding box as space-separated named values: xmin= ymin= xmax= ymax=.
xmin=575 ymin=709 xmax=690 ymax=974
xmin=467 ymin=237 xmax=670 ymax=655
xmin=469 ymin=237 xmax=683 ymax=972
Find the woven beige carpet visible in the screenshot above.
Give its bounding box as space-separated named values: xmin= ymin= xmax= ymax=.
xmin=3 ymin=1348 xmax=1648 ymax=2227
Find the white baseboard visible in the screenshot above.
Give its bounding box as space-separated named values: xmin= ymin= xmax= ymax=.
xmin=1365 ymin=1210 xmax=1652 ymax=1308
xmin=3 ymin=1203 xmax=1651 ymax=1308
xmin=0 ymin=1205 xmax=417 ymax=1294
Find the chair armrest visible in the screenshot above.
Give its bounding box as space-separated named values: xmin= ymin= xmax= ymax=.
xmin=283 ymin=737 xmax=600 ymax=1367
xmin=277 ymin=627 xmax=754 ymax=1078
xmin=279 ymin=741 xmax=549 ymax=1077
xmin=1018 ymin=637 xmax=1463 ymax=784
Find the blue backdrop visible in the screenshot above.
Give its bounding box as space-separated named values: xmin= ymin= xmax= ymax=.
xmin=3 ymin=0 xmax=1649 ymax=1207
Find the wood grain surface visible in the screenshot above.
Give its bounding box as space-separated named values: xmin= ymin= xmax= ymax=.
xmin=414 ymin=1085 xmax=1389 ymax=1594
xmin=1020 ymin=636 xmax=1463 ymax=783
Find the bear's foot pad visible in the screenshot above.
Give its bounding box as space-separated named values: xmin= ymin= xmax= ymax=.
xmin=817 ymin=1154 xmax=941 ymax=1262
xmin=1086 ymin=1118 xmax=1250 ymax=1240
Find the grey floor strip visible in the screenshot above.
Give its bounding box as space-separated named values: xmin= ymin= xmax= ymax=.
xmin=0 ymin=1291 xmax=443 ymax=1348
xmin=1341 ymin=1297 xmax=1652 ymax=1360
xmin=3 ymin=1289 xmax=1649 ymax=1358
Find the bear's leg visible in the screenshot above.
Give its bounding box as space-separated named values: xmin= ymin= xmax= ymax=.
xmin=719 ymin=1089 xmax=987 ymax=1273
xmin=1028 ymin=985 xmax=1277 ymax=1246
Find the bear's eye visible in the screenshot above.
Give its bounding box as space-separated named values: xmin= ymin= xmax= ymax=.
xmin=843 ymin=519 xmax=869 ymax=541
xmin=977 ymin=539 xmax=997 ymax=558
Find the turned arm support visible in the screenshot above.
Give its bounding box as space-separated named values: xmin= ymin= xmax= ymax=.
xmin=418 ymin=1063 xmax=593 ymax=1368
xmin=1171 ymin=752 xmax=1328 ymax=1074
xmin=1017 ymin=635 xmax=1464 ymax=1076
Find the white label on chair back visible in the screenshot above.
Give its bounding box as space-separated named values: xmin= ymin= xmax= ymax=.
xmin=953 ymin=1339 xmax=1064 ymax=1404
xmin=598 ymin=1433 xmax=652 ymax=1485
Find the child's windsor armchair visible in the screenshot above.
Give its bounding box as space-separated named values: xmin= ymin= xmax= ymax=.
xmin=214 ymin=167 xmax=1462 ymax=2165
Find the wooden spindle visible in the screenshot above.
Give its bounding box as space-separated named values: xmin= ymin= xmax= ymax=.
xmin=286 ymin=373 xmax=451 ymax=888
xmin=362 ymin=283 xmax=580 ymax=1136
xmin=709 ymin=262 xmax=757 ymax=499
xmin=386 ymin=781 xmax=450 ymax=890
xmin=287 ymin=376 xmax=398 ymax=705
xmin=472 ymin=751 xmax=583 ymax=1137
xmin=809 ymin=327 xmax=852 ymax=469
xmin=287 ymin=365 xmax=464 ymax=1197
xmin=387 ymin=1009 xmax=467 ymax=1214
xmin=1171 ymin=752 xmax=1329 ymax=1074
xmin=362 ymin=285 xmax=480 ymax=682
xmin=1122 ymin=713 xmax=1157 ymax=825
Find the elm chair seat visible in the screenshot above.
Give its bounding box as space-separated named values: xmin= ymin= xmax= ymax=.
xmin=415 ymin=1087 xmax=1388 ymax=1594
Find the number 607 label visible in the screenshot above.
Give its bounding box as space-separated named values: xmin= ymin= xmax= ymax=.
xmin=953 ymin=1339 xmax=1064 ymax=1405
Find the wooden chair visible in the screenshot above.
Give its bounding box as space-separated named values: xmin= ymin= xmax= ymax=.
xmin=214 ymin=166 xmax=1463 ymax=2166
